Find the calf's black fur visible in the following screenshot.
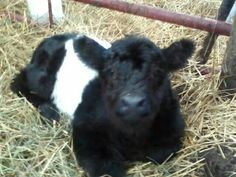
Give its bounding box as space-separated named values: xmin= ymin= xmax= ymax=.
xmin=72 ymin=36 xmax=195 ymax=177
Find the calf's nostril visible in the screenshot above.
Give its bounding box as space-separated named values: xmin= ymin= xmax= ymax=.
xmin=137 ymin=99 xmax=146 ymax=107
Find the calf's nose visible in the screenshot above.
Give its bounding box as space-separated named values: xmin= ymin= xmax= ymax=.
xmin=116 ymin=95 xmax=150 ymax=118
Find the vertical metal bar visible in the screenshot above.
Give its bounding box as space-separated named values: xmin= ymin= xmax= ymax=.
xmin=48 ymin=0 xmax=53 ymax=27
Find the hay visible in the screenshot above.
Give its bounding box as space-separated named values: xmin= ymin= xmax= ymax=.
xmin=0 ymin=0 xmax=235 ymax=176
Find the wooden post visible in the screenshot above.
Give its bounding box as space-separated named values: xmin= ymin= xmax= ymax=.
xmin=220 ymin=14 xmax=236 ymax=94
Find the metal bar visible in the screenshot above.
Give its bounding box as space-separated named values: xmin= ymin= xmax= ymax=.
xmin=73 ymin=0 xmax=232 ymax=36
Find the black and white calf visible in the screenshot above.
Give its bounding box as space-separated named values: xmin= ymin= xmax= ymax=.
xmin=72 ymin=36 xmax=195 ymax=177
xmin=11 ymin=33 xmax=111 ymax=121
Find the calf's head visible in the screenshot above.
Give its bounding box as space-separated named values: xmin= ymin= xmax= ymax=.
xmin=11 ymin=34 xmax=75 ymax=105
xmin=97 ymin=36 xmax=195 ymax=125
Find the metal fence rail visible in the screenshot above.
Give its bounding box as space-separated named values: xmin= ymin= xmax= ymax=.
xmin=73 ymin=0 xmax=232 ymax=36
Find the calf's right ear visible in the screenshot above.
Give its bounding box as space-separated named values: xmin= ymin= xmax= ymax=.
xmin=162 ymin=39 xmax=195 ymax=72
xmin=73 ymin=36 xmax=108 ymax=70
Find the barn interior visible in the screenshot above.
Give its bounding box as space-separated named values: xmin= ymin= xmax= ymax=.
xmin=0 ymin=0 xmax=235 ymax=176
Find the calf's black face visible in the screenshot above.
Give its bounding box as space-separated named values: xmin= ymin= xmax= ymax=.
xmin=99 ymin=37 xmax=195 ymax=125
xmin=11 ymin=34 xmax=73 ymax=106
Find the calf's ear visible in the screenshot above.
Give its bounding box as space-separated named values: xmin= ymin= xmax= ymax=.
xmin=10 ymin=69 xmax=27 ymax=96
xmin=74 ymin=36 xmax=108 ymax=70
xmin=162 ymin=39 xmax=195 ymax=72
xmin=32 ymin=49 xmax=50 ymax=67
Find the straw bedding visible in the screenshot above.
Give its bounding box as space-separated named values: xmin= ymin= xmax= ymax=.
xmin=0 ymin=0 xmax=235 ymax=176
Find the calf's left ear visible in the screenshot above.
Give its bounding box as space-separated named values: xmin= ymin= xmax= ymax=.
xmin=74 ymin=36 xmax=108 ymax=70
xmin=162 ymin=39 xmax=195 ymax=72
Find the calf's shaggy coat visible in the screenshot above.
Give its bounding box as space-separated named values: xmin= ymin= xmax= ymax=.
xmin=73 ymin=36 xmax=195 ymax=177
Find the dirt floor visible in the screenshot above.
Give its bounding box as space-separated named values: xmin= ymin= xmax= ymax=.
xmin=0 ymin=0 xmax=236 ymax=176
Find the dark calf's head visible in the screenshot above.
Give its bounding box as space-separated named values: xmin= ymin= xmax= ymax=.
xmin=98 ymin=36 xmax=195 ymax=125
xmin=11 ymin=34 xmax=74 ymax=104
